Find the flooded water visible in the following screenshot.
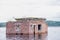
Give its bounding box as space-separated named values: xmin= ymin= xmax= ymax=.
xmin=0 ymin=27 xmax=60 ymax=40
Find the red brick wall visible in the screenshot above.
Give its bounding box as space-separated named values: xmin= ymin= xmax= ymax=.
xmin=6 ymin=20 xmax=48 ymax=34
xmin=6 ymin=21 xmax=29 ymax=34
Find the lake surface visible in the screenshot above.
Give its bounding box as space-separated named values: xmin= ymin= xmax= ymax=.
xmin=0 ymin=27 xmax=60 ymax=40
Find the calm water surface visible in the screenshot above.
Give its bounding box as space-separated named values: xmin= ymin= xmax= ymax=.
xmin=0 ymin=26 xmax=60 ymax=40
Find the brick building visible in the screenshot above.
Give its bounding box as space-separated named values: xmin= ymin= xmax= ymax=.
xmin=6 ymin=17 xmax=48 ymax=35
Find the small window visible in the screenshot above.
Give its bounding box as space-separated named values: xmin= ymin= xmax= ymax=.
xmin=15 ymin=25 xmax=20 ymax=32
xmin=38 ymin=24 xmax=41 ymax=30
xmin=31 ymin=24 xmax=36 ymax=28
xmin=14 ymin=23 xmax=21 ymax=32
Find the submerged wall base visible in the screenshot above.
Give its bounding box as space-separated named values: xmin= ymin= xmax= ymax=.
xmin=6 ymin=31 xmax=47 ymax=35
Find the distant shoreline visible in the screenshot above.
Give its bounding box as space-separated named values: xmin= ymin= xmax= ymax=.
xmin=0 ymin=20 xmax=60 ymax=27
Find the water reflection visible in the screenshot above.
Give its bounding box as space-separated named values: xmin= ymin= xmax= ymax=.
xmin=6 ymin=33 xmax=47 ymax=40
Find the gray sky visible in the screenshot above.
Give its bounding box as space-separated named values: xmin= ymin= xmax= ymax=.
xmin=0 ymin=0 xmax=60 ymax=22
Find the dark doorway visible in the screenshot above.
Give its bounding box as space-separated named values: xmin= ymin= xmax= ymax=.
xmin=38 ymin=24 xmax=41 ymax=30
xmin=33 ymin=25 xmax=35 ymax=37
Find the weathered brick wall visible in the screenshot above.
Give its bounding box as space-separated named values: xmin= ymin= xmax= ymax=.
xmin=29 ymin=20 xmax=48 ymax=34
xmin=6 ymin=21 xmax=29 ymax=34
xmin=6 ymin=19 xmax=48 ymax=34
xmin=6 ymin=22 xmax=15 ymax=34
xmin=21 ymin=21 xmax=29 ymax=34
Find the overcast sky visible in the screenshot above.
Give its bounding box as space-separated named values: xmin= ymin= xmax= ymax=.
xmin=0 ymin=0 xmax=60 ymax=22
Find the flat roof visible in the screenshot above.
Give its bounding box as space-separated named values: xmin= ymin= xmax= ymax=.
xmin=15 ymin=17 xmax=46 ymax=21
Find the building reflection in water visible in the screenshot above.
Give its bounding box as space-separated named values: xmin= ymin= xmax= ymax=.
xmin=6 ymin=33 xmax=47 ymax=40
